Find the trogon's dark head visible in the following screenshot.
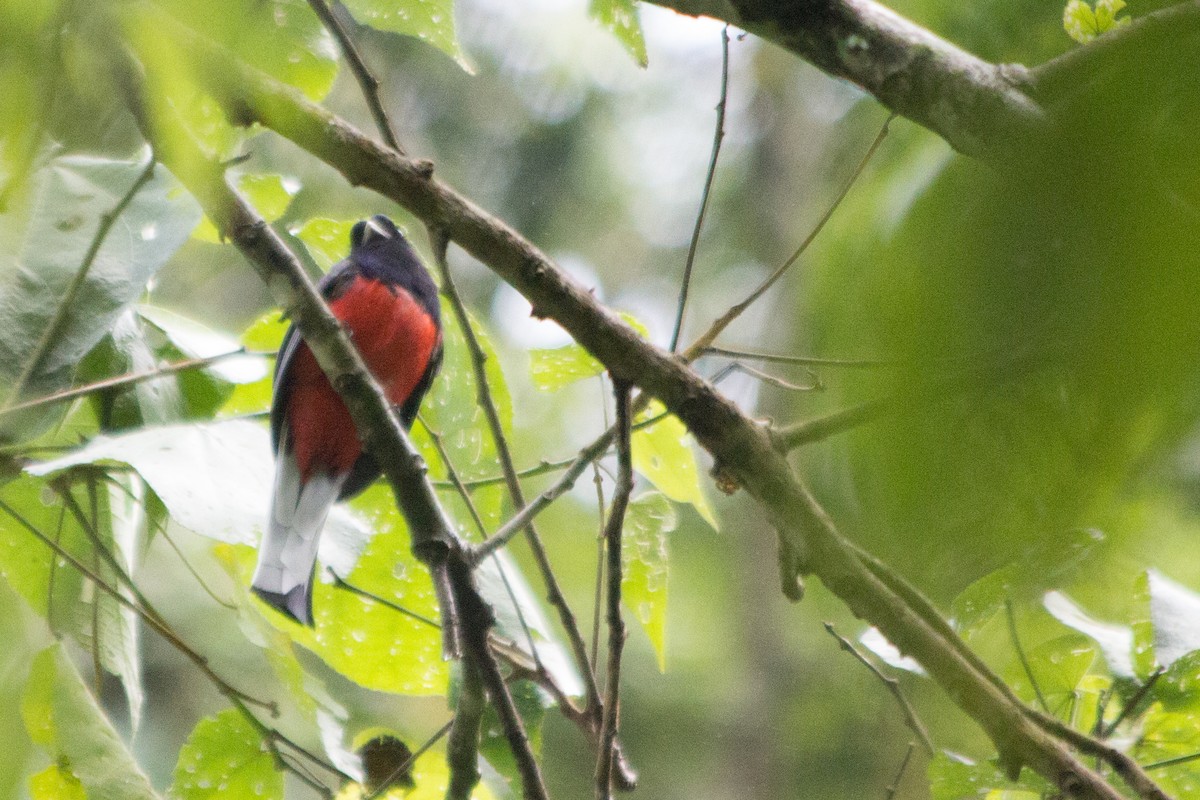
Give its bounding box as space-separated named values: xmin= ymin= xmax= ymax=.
xmin=349 ymin=215 xmax=440 ymax=322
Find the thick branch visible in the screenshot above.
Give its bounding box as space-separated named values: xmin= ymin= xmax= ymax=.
xmin=648 ymin=0 xmax=1050 ymax=163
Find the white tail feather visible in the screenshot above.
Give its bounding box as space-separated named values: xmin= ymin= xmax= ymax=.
xmin=252 ymin=442 xmax=345 ymax=624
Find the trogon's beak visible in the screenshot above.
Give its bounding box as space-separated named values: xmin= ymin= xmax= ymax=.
xmin=360 ymin=217 xmax=393 ymax=246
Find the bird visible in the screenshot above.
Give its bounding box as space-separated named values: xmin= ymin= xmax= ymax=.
xmin=252 ymin=215 xmax=443 ymax=625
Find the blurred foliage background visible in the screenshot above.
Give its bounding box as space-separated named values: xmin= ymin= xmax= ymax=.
xmin=3 ymin=0 xmax=1200 ymax=798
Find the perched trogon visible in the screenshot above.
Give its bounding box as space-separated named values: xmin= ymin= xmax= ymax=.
xmin=252 ymin=215 xmax=443 ymax=625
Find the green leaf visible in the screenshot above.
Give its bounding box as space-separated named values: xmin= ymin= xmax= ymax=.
xmin=1135 ymin=705 xmax=1200 ymax=797
xmin=303 ymin=494 xmax=449 ymax=695
xmin=171 ymin=709 xmax=282 ymax=800
xmin=928 ymin=752 xmax=1049 ymax=800
xmin=240 ymin=310 xmax=289 ymax=353
xmin=951 ymin=528 xmax=1105 ymax=637
xmin=529 ymin=344 xmax=604 ymax=391
xmin=1157 ymin=650 xmax=1200 ymax=711
xmin=632 ymin=402 xmax=717 ymax=530
xmin=86 ymin=310 xmax=187 ymax=428
xmin=1064 ymin=0 xmax=1129 ymax=43
xmin=29 ymin=765 xmax=86 ymax=800
xmin=295 ymin=218 xmax=357 ymax=272
xmin=0 ymin=154 xmax=201 ymax=440
xmin=22 ymin=644 xmax=161 ymax=800
xmin=194 ymin=173 xmax=300 ymax=243
xmin=341 ymin=0 xmax=469 ymax=70
xmin=622 ymin=491 xmax=675 ymax=671
xmin=1043 ymin=590 xmax=1135 ymax=679
xmin=590 ymin=0 xmax=647 ymax=67
xmin=0 ymin=475 xmax=89 ymax=624
xmin=1063 ymin=0 xmax=1099 ymax=42
xmin=1002 ymin=634 xmax=1096 ymax=713
xmin=529 ymin=313 xmax=648 ymax=392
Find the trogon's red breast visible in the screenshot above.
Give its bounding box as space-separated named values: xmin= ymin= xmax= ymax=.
xmin=252 ymin=215 xmax=443 ymax=625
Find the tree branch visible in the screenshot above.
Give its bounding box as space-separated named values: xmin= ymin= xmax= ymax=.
xmin=595 ymin=380 xmax=633 ymax=799
xmin=646 ymin=0 xmax=1050 ymax=164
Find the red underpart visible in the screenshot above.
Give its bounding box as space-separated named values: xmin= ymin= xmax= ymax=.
xmin=286 ymin=276 xmax=440 ymax=482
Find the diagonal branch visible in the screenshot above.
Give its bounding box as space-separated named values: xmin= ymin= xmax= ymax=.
xmin=646 ymin=0 xmax=1051 ymax=164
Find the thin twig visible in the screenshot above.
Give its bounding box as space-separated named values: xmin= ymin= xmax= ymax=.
xmin=1103 ymin=668 xmax=1164 ymax=738
xmin=431 ymin=457 xmax=576 ymax=490
xmin=5 ymin=154 xmax=158 ymax=408
xmin=1027 ymin=709 xmax=1173 ymax=800
xmin=680 ymin=115 xmax=893 ymax=362
xmin=711 ymin=361 xmax=823 ymax=393
xmin=702 ymin=346 xmax=887 ymax=369
xmin=430 ymin=229 xmax=604 ymax=716
xmin=418 ymin=414 xmax=543 ymax=667
xmin=823 ymin=622 xmax=935 ymax=755
xmin=885 ymin=742 xmax=917 ymax=800
xmin=305 ymin=0 xmax=403 ymax=153
xmin=1005 ymin=598 xmax=1049 ymax=712
xmin=1145 ymin=752 xmax=1200 ymax=771
xmin=331 ymin=573 xmax=441 ymax=628
xmin=0 ymin=349 xmax=250 ymax=419
xmin=774 ymin=398 xmax=890 ymax=451
xmin=669 ymin=25 xmax=729 ymax=353
xmin=364 ymin=719 xmax=455 ymax=800
xmin=470 ymin=423 xmax=616 ymax=563
xmin=596 ymin=380 xmax=633 ymax=799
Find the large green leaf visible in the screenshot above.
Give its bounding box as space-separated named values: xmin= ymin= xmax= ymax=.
xmin=0 ymin=154 xmax=201 ymax=439
xmin=341 ymin=0 xmax=468 ymax=69
xmin=171 ymin=709 xmax=283 ymax=800
xmin=21 ymin=644 xmax=160 ymax=800
xmin=622 ymin=491 xmax=675 ymax=671
xmin=275 ymin=483 xmax=450 ymax=695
